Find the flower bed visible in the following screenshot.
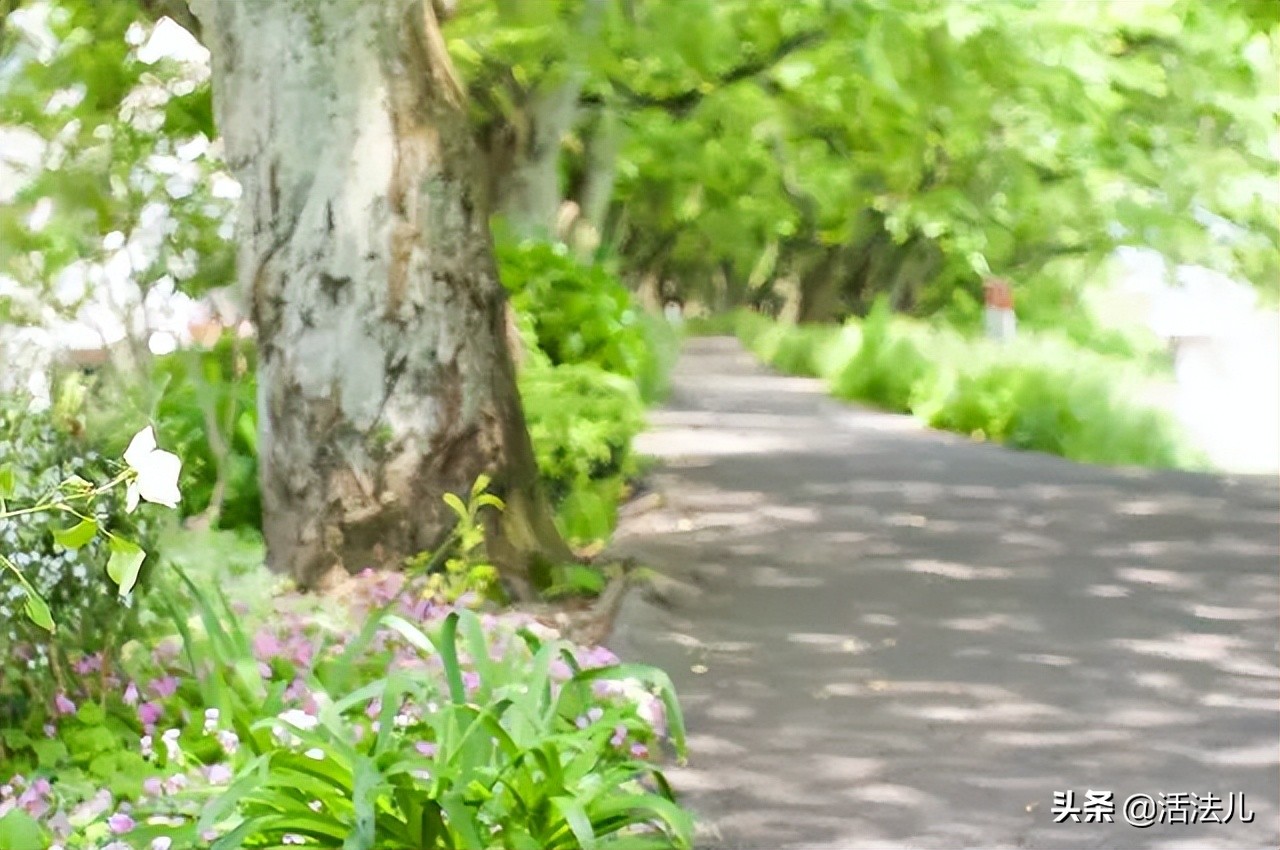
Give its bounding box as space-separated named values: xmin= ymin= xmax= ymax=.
xmin=0 ymin=567 xmax=690 ymax=849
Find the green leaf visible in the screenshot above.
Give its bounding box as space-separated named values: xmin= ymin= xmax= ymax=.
xmin=442 ymin=492 xmax=468 ymax=520
xmin=0 ymin=810 xmax=45 ymax=850
xmin=0 ymin=463 xmax=15 ymax=500
xmin=0 ymin=729 xmax=31 ymax=748
xmin=30 ymin=739 xmax=68 ymax=769
xmin=106 ymin=536 xmax=146 ymax=597
xmin=551 ymin=796 xmax=598 ymax=849
xmin=52 ymin=517 xmax=99 ymax=549
xmin=76 ymin=701 xmax=106 ymax=726
xmin=23 ymin=591 xmax=54 ymax=633
xmin=344 ymin=757 xmax=380 ymax=850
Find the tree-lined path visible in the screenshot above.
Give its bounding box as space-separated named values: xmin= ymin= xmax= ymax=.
xmin=612 ymin=337 xmax=1279 ymax=849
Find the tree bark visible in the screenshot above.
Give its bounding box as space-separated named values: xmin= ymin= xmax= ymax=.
xmin=568 ymin=108 xmax=621 ymax=256
xmin=488 ymin=0 xmax=606 ymax=238
xmin=496 ymin=78 xmax=583 ymax=238
xmin=192 ymin=0 xmax=571 ymax=594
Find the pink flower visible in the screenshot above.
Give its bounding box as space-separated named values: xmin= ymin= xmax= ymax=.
xmin=253 ymin=630 xmax=283 ymax=660
xmin=18 ymin=780 xmax=50 ymax=818
xmin=580 ymin=646 xmax=620 ymax=668
xmin=123 ymin=682 xmax=140 ymax=706
xmin=150 ymin=677 xmax=179 ymax=699
xmin=54 ymin=693 xmax=76 ymax=715
xmin=143 ymin=777 xmax=163 ymax=797
xmin=610 ymin=725 xmax=627 ymax=747
xmin=414 ymin=741 xmax=437 ymax=758
xmin=42 ymin=724 xmax=56 ymax=738
xmin=206 ymin=764 xmax=233 ymax=784
xmin=138 ymin=702 xmax=163 ymax=726
xmin=216 ymin=730 xmax=240 ymax=755
xmin=107 ymin=812 xmax=135 ymax=834
xmin=630 ymin=742 xmax=649 ymax=759
xmin=73 ymin=653 xmax=102 ymax=675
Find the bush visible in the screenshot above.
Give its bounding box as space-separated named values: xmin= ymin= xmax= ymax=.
xmin=829 ymin=301 xmax=940 ymax=413
xmin=634 ymin=313 xmax=680 ymax=404
xmin=0 ymin=385 xmax=161 ymax=701
xmin=520 ymin=363 xmax=646 ymax=544
xmin=498 ymin=240 xmax=653 ymax=385
xmin=499 ymin=238 xmax=679 ymax=544
xmin=731 ymin=305 xmax=1199 ymax=469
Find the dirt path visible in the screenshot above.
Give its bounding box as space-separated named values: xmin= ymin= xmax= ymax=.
xmin=609 ymin=337 xmax=1279 ymax=849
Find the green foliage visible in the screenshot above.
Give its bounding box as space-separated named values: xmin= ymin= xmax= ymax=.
xmin=404 ymin=476 xmax=503 ymax=603
xmin=520 ymin=363 xmax=645 ymax=545
xmin=499 ymin=240 xmax=654 ymax=386
xmin=829 ymin=301 xmax=949 ymax=414
xmin=86 ymin=335 xmax=261 ymax=531
xmin=0 ymin=533 xmax=692 ymax=850
xmin=0 ymin=0 xmax=233 ymax=323
xmin=164 ymin=607 xmax=688 ymax=849
xmin=734 ymin=309 xmax=1200 ymax=470
xmin=928 ymin=339 xmax=1195 ymax=468
xmin=633 ymin=313 xmax=681 ymax=405
xmin=594 ymin=0 xmax=1279 ymax=316
xmin=0 ymin=387 xmax=160 ymax=680
xmin=110 ymin=565 xmax=690 ymax=850
xmin=498 ymin=237 xmax=675 ymax=545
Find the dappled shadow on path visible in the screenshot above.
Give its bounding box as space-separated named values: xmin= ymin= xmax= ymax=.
xmin=611 ymin=338 xmax=1279 ymax=850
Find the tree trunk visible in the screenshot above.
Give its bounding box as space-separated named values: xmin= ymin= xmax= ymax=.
xmin=192 ymin=0 xmax=572 ymax=594
xmin=568 ymin=108 xmax=621 ymax=256
xmin=795 ymin=247 xmax=843 ymax=323
xmin=496 ymin=79 xmax=583 ymax=238
xmin=491 ymin=0 xmax=605 ymax=238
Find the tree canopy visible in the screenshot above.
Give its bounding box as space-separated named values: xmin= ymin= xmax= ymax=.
xmin=2 ymin=0 xmax=1277 ymax=327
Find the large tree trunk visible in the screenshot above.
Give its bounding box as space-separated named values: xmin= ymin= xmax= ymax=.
xmin=193 ymin=0 xmax=572 ymax=594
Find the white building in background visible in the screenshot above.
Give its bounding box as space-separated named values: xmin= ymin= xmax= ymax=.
xmin=1106 ymin=248 xmax=1280 ymax=475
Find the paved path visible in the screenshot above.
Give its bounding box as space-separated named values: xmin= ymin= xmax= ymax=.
xmin=609 ymin=337 xmax=1280 ymax=850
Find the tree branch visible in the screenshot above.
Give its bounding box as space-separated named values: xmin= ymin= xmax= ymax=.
xmin=588 ymin=27 xmax=825 ymax=116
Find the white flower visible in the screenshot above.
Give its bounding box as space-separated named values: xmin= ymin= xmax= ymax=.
xmin=278 ymin=709 xmax=318 ymax=731
xmin=123 ymin=427 xmax=181 ymax=512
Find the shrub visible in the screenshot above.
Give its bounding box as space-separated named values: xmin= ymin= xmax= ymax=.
xmin=768 ymin=325 xmax=842 ymax=378
xmin=498 ymin=240 xmax=653 ymax=385
xmin=0 ymin=386 xmax=162 ymax=699
xmin=634 ymin=313 xmax=680 ymax=404
xmin=520 ymin=363 xmax=646 ymax=544
xmin=813 ymin=322 xmax=863 ymax=381
xmin=829 ymin=301 xmax=938 ymax=413
xmin=498 ymin=238 xmax=678 ymax=543
xmin=731 ymin=305 xmax=1199 ymax=470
